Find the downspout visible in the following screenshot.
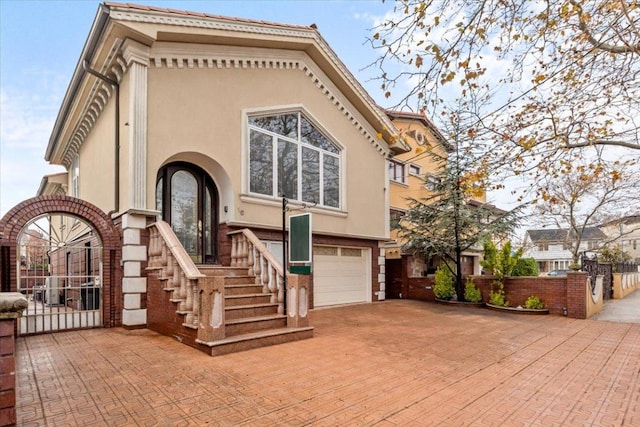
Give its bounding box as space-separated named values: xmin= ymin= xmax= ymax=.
xmin=82 ymin=60 xmax=120 ymax=216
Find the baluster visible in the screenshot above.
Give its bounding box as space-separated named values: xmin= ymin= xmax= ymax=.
xmin=276 ymin=273 xmax=284 ymax=314
xmin=254 ymin=252 xmax=262 ymax=285
xmin=191 ymin=282 xmax=199 ymax=325
xmin=239 ymin=235 xmax=248 ymax=267
xmin=179 ymin=272 xmax=188 ymax=307
xmin=262 ymin=257 xmax=269 ymax=292
xmin=172 ymin=259 xmax=181 ymax=296
xmin=247 ymin=242 xmax=255 ymax=276
xmin=166 ymin=253 xmax=174 ymax=277
xmin=269 ymin=265 xmax=277 ymax=293
xmin=231 ymin=235 xmax=238 ymax=267
xmin=185 ymin=279 xmax=194 ymax=311
xmin=160 ymin=244 xmax=168 ymax=268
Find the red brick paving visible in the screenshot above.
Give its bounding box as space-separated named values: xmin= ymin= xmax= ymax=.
xmin=15 ymin=300 xmax=640 ymax=426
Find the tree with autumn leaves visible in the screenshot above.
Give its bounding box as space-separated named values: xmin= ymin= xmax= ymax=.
xmin=369 ymin=0 xmax=639 ymax=194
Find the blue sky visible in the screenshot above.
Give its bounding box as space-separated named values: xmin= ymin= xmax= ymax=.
xmin=0 ymin=0 xmax=397 ymax=216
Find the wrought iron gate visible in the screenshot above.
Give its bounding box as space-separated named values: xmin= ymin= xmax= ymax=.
xmin=582 ymin=255 xmax=613 ymax=301
xmin=17 ymin=213 xmax=103 ymax=335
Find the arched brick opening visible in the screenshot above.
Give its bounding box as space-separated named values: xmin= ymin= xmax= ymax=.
xmin=0 ymin=196 xmax=123 ymax=327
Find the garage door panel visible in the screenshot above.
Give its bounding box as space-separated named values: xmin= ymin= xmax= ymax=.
xmin=313 ymin=247 xmax=369 ymax=307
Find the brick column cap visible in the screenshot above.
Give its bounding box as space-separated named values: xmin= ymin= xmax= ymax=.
xmin=0 ymin=292 xmax=28 ymax=319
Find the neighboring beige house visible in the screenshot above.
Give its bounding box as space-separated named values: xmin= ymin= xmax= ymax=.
xmin=599 ymin=215 xmax=640 ymax=263
xmin=40 ymin=2 xmax=410 ymax=326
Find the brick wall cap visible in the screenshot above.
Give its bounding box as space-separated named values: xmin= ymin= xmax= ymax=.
xmin=0 ymin=292 xmax=28 ymax=318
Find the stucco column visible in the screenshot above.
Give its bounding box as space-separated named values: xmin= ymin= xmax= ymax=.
xmin=122 ymin=39 xmax=150 ymax=210
xmin=119 ymin=211 xmax=157 ymax=326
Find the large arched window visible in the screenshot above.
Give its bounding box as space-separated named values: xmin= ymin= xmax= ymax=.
xmin=248 ymin=112 xmax=340 ymax=208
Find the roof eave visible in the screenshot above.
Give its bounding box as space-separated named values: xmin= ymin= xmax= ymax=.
xmin=45 ymin=4 xmax=111 ymax=164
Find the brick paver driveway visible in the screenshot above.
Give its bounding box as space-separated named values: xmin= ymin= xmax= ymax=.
xmin=16 ymin=300 xmax=640 ymax=426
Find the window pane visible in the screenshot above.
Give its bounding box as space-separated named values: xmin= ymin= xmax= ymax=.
xmin=249 ymin=130 xmax=274 ymax=195
xmin=171 ymin=171 xmax=198 ymax=261
xmin=278 ymin=138 xmax=298 ymax=199
xmin=300 ymin=116 xmax=339 ymax=153
xmin=323 ymin=155 xmax=339 ymax=207
xmin=302 ymin=147 xmax=320 ymax=203
xmin=205 ymin=188 xmax=212 ymax=257
xmin=249 ymin=114 xmax=297 ymax=138
xmin=155 ymin=178 xmax=163 ymax=219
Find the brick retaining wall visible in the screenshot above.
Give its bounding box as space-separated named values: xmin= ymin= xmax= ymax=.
xmin=407 ymin=272 xmax=590 ymax=319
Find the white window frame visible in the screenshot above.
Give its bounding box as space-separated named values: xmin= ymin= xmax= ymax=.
xmin=246 ymin=110 xmax=342 ymax=209
xmin=388 ymin=160 xmax=406 ymax=184
xmin=408 ymin=163 xmax=422 ymax=177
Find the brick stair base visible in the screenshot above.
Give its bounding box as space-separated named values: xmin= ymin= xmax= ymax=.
xmin=197 ymin=327 xmax=314 ymax=357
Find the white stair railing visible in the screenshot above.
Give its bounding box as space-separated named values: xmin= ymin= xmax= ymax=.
xmin=229 ymin=229 xmax=284 ymax=314
xmin=148 ymin=221 xmax=205 ymax=328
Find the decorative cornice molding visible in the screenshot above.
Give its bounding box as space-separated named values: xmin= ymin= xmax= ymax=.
xmin=62 ymin=39 xmax=127 ymax=168
xmin=109 ymin=9 xmax=315 ymax=40
xmin=122 ymin=39 xmax=151 ymax=67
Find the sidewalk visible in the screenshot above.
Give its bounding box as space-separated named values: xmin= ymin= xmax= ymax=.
xmin=592 ymin=289 xmax=640 ymax=323
xmin=16 ymin=300 xmax=640 ymax=426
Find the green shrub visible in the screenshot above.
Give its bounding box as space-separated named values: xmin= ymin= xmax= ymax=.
xmin=433 ymin=265 xmax=455 ymax=300
xmin=512 ymin=258 xmax=539 ymax=276
xmin=489 ymin=280 xmax=509 ymax=307
xmin=524 ymin=295 xmax=544 ymax=309
xmin=464 ymin=278 xmax=482 ymax=302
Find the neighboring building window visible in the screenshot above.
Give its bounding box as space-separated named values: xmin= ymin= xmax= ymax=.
xmin=425 ymin=174 xmax=440 ymax=191
xmin=71 ymin=155 xmax=79 ymax=197
xmin=634 ymin=240 xmax=637 ymax=250
xmin=248 ymin=112 xmax=340 ymax=208
xmin=587 ymin=240 xmax=597 ymax=250
xmin=408 ymin=164 xmax=421 ymax=176
xmin=390 ymin=209 xmax=405 ymax=228
xmin=389 ymin=160 xmax=406 ymax=184
xmin=538 ymin=243 xmax=549 ymax=251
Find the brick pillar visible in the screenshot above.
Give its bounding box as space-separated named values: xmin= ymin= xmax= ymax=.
xmin=566 ymin=271 xmax=588 ymax=319
xmin=0 ymin=292 xmax=28 ymax=427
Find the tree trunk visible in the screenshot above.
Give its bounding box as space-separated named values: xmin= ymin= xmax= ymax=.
xmin=455 ymin=246 xmax=464 ymax=301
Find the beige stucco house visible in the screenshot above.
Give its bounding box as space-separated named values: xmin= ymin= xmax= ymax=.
xmin=40 ymin=2 xmax=410 ymax=326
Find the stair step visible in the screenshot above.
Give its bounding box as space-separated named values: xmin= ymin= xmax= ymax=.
xmin=225 ymin=284 xmax=264 ymax=295
xmin=224 ymin=275 xmax=259 ymax=286
xmin=225 ymin=293 xmax=272 ymax=306
xmin=197 ymin=327 xmax=314 ymax=357
xmin=225 ymin=303 xmax=279 ymax=320
xmin=197 ymin=265 xmax=248 ymax=277
xmin=225 ymin=314 xmax=287 ymax=336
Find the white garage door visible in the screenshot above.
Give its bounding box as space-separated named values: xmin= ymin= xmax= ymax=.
xmin=313 ymin=246 xmax=369 ymax=307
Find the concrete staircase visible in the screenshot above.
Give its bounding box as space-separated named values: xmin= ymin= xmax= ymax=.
xmin=195 ymin=265 xmax=313 ymax=356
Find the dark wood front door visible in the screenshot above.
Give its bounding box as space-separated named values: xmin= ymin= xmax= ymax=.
xmin=156 ymin=162 xmax=218 ymax=264
xmin=385 ymin=258 xmax=404 ymax=299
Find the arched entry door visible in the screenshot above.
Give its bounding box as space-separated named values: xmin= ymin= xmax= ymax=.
xmin=156 ymin=162 xmax=218 ymax=264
